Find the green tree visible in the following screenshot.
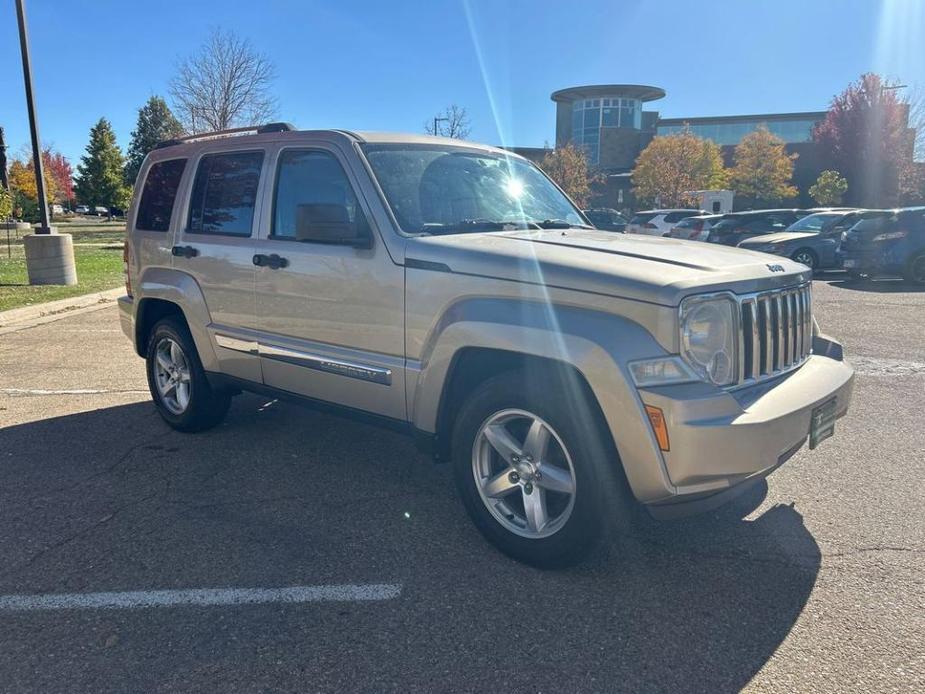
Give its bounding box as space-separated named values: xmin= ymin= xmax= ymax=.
xmin=540 ymin=143 xmax=602 ymax=208
xmin=125 ymin=96 xmax=184 ymax=185
xmin=631 ymin=129 xmax=728 ymax=207
xmin=74 ymin=118 xmax=131 ymax=209
xmin=729 ymin=125 xmax=798 ymax=205
xmin=809 ymin=170 xmax=849 ymax=206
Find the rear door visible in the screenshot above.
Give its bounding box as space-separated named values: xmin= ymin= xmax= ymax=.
xmin=249 ymin=144 xmax=406 ymax=420
xmin=171 ymin=148 xmax=267 ymax=383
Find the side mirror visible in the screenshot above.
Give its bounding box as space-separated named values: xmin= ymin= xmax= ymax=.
xmin=295 ymin=204 xmax=372 ymax=249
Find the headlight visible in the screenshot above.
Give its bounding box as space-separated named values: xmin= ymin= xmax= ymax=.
xmin=679 ymin=295 xmax=738 ymax=386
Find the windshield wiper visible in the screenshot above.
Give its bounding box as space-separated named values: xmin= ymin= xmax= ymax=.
xmin=536 ymin=219 xmax=593 ymax=229
xmin=420 ymin=219 xmax=540 ymax=235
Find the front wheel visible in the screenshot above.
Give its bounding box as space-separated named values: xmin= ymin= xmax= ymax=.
xmin=452 ymin=371 xmax=631 ymax=568
xmin=145 ymin=317 xmax=231 ymax=432
xmin=904 ymin=253 xmax=925 ymax=285
xmin=791 ymin=248 xmax=818 ymax=270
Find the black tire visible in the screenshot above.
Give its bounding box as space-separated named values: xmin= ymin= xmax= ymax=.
xmin=451 ymin=370 xmax=633 ymax=568
xmin=145 ymin=317 xmax=231 ymax=432
xmin=903 ymin=253 xmax=925 ymax=285
xmin=791 ymin=248 xmax=818 ymax=270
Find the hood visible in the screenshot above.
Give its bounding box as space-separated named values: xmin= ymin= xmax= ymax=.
xmin=739 ymin=231 xmax=817 ymax=247
xmin=405 ymin=229 xmax=810 ymax=306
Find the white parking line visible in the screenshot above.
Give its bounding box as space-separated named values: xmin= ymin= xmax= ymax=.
xmin=0 ymin=388 xmax=147 ymax=396
xmin=0 ymin=583 xmax=402 ymax=611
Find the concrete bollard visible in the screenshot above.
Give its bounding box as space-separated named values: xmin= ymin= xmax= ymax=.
xmin=23 ymin=228 xmax=78 ymax=285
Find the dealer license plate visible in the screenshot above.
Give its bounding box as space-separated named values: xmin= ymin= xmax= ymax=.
xmin=810 ymin=398 xmax=837 ymax=449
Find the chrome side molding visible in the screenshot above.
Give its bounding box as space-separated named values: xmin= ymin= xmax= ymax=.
xmin=215 ymin=334 xmax=392 ymax=386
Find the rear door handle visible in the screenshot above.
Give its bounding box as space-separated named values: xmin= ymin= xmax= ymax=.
xmin=253 ymin=253 xmax=289 ymax=270
xmin=171 ymin=245 xmax=199 ymax=258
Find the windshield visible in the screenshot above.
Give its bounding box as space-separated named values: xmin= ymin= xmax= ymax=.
xmin=849 ymin=212 xmax=894 ymax=233
xmin=361 ymin=144 xmax=586 ymax=234
xmin=786 ymin=213 xmax=843 ymax=232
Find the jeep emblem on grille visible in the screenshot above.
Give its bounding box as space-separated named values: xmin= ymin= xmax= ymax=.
xmin=767 ymin=264 xmax=785 ymax=273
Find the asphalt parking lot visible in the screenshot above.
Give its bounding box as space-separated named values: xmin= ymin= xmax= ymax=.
xmin=0 ymin=277 xmax=922 ymax=693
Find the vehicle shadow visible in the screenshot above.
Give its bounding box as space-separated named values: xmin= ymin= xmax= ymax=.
xmin=823 ymin=277 xmax=925 ymax=293
xmin=0 ymin=397 xmax=820 ymax=692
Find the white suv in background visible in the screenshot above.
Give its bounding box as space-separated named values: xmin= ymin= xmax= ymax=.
xmin=625 ymin=209 xmax=704 ymax=236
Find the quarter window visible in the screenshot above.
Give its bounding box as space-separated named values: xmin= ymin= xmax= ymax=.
xmin=135 ymin=159 xmax=187 ymax=232
xmin=272 ymin=150 xmax=369 ymax=241
xmin=187 ymin=151 xmax=264 ymax=236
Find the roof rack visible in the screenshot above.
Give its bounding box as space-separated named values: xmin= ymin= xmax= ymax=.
xmin=155 ymin=122 xmax=296 ymax=149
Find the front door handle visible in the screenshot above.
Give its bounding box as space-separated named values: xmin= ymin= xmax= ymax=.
xmin=171 ymin=245 xmax=199 ymax=258
xmin=253 ymin=253 xmax=289 ymax=270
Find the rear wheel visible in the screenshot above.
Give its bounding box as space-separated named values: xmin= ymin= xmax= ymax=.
xmin=145 ymin=317 xmax=231 ymax=432
xmin=903 ymin=253 xmax=925 ymax=285
xmin=452 ymin=371 xmax=632 ymax=568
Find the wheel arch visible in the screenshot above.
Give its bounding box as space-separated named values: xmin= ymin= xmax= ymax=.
xmin=410 ymin=298 xmax=678 ymax=502
xmin=133 ymin=267 xmax=218 ymax=370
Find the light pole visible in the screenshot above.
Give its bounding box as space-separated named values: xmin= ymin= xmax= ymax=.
xmin=433 ymin=116 xmax=449 ymax=137
xmin=15 ymin=0 xmax=50 ymax=233
xmin=15 ymin=0 xmax=77 ymax=285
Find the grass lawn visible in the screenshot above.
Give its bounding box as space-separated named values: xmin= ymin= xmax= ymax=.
xmin=0 ymin=245 xmax=124 ymax=312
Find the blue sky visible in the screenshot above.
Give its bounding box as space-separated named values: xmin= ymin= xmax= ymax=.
xmin=0 ymin=0 xmax=922 ymax=167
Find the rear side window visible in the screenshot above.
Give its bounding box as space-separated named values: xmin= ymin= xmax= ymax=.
xmin=663 ymin=211 xmax=696 ymax=223
xmin=630 ymin=213 xmax=656 ymax=224
xmin=188 ymin=151 xmax=264 ymax=236
xmin=675 ymin=218 xmax=698 ymax=228
xmin=135 ymin=159 xmax=187 ymax=232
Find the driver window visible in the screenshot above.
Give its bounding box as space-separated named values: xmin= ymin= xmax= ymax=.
xmin=272 ymin=149 xmax=369 ymax=241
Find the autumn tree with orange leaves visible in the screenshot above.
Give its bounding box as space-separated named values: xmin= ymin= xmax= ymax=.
xmin=631 ymin=130 xmax=728 ymax=207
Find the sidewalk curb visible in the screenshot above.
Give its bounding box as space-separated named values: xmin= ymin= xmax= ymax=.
xmin=0 ymin=287 xmax=123 ymax=334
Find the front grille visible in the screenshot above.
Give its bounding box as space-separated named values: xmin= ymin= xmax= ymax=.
xmin=737 ymin=284 xmax=812 ymax=385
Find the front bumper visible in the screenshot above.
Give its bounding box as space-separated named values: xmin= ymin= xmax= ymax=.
xmin=638 ymin=335 xmax=854 ymax=518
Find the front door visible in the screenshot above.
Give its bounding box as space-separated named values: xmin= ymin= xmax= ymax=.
xmin=171 ymin=148 xmax=266 ymax=383
xmin=250 ymin=146 xmax=405 ymax=420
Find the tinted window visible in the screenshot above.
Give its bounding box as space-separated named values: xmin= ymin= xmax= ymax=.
xmin=663 ymin=211 xmax=698 ymax=223
xmin=188 ymin=151 xmax=264 ymax=236
xmin=272 ymin=150 xmax=369 ymax=240
xmin=136 ymin=158 xmax=187 ymax=232
xmin=851 ymin=214 xmax=892 ymax=233
xmin=630 ymin=213 xmax=656 ymax=224
xmin=676 ymin=218 xmax=699 ymax=229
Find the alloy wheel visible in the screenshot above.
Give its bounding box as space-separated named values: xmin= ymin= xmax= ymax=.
xmin=153 ymin=337 xmax=192 ymax=415
xmin=912 ymin=256 xmax=925 ymax=283
xmin=471 ymin=409 xmax=577 ymax=539
xmin=794 ymin=251 xmax=816 ymax=269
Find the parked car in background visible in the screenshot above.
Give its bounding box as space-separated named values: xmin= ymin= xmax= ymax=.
xmin=667 ymin=214 xmax=725 ymax=242
xmin=75 ymin=205 xmax=90 ymax=215
xmin=706 ymin=209 xmax=806 ymax=246
xmin=626 ymin=209 xmax=703 ymax=236
xmin=737 ymin=210 xmax=870 ymax=271
xmin=92 ymin=206 xmax=109 ymax=216
xmin=50 ymin=204 xmax=65 ymax=215
xmin=840 ymin=207 xmax=925 ymax=284
xmin=583 ymin=208 xmax=627 ymax=232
